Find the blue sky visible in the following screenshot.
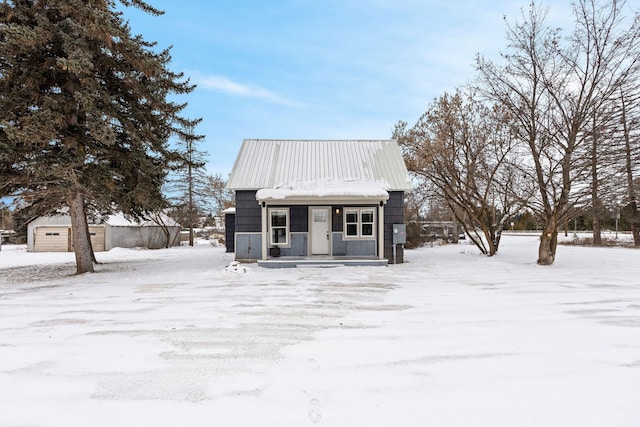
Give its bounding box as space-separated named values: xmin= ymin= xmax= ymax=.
xmin=123 ymin=1 xmax=574 ymax=177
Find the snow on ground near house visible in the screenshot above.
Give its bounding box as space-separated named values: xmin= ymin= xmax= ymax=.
xmin=1 ymin=235 xmax=640 ymax=427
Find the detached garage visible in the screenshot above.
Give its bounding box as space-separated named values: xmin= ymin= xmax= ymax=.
xmin=27 ymin=213 xmax=180 ymax=252
xmin=31 ymin=225 xmax=106 ymax=252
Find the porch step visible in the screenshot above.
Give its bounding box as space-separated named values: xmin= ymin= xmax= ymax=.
xmin=257 ymin=258 xmax=388 ymax=269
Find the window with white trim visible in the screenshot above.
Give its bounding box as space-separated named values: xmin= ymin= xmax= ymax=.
xmin=361 ymin=209 xmax=374 ymax=236
xmin=269 ymin=208 xmax=289 ymax=245
xmin=345 ymin=210 xmax=359 ymax=237
xmin=344 ymin=208 xmax=376 ymax=239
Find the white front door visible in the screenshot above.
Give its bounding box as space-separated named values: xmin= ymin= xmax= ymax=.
xmin=311 ymin=207 xmax=330 ymax=255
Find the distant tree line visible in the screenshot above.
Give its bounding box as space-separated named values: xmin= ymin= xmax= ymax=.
xmin=395 ymin=0 xmax=640 ymax=265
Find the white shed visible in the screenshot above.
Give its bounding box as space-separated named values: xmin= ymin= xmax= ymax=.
xmin=27 ymin=212 xmax=180 ymax=252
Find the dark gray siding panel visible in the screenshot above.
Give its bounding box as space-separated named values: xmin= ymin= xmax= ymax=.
xmin=235 ymin=191 xmax=261 ymax=233
xmin=384 ymin=191 xmax=405 ymax=263
xmin=290 ymin=206 xmax=308 ymax=233
xmin=279 ymin=232 xmax=308 ymax=257
xmin=332 ymin=233 xmax=346 ymax=256
xmin=225 ymin=213 xmax=235 ymax=252
xmin=332 ymin=207 xmax=343 ymax=232
xmin=235 ymin=233 xmax=262 ymax=260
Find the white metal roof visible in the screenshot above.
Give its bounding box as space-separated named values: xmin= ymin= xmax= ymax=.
xmin=227 ymin=139 xmax=412 ymax=191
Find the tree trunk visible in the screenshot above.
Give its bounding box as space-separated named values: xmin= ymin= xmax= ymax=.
xmin=161 ymin=226 xmax=171 ymax=248
xmin=592 ymin=206 xmax=602 ymax=245
xmin=487 ymin=228 xmax=498 ymax=256
xmin=493 ymin=228 xmax=502 ymax=254
xmin=538 ymin=221 xmax=558 ymax=265
xmin=149 ymin=212 xmax=173 ymax=248
xmin=82 ymin=214 xmax=97 ymax=263
xmin=187 ymin=137 xmax=195 ymax=247
xmin=451 ymin=215 xmax=459 ymax=244
xmin=591 ymin=113 xmax=602 ymax=245
xmin=67 ymin=192 xmax=94 ymax=274
xmin=621 ymin=90 xmax=640 ymax=247
xmin=628 ymin=201 xmax=640 ymax=246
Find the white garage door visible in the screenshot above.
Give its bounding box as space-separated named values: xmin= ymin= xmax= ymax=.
xmin=34 ymin=227 xmax=70 ymax=252
xmin=34 ymin=226 xmax=106 ymax=252
xmin=89 ymin=226 xmax=105 ymax=252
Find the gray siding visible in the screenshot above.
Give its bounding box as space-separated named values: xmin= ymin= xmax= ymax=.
xmin=332 ymin=233 xmax=376 ymax=257
xmin=225 ymin=213 xmax=235 ymax=252
xmin=278 ymin=232 xmax=308 ymax=257
xmin=235 ymin=233 xmax=262 ymax=260
xmin=332 ymin=207 xmax=343 ymax=232
xmin=384 ymin=191 xmax=405 ymax=263
xmin=108 ymin=226 xmax=180 ymax=250
xmin=235 ymin=191 xmax=261 ymax=233
xmin=290 ymin=206 xmax=308 ymax=233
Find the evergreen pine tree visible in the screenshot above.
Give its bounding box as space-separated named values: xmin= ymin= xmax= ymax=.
xmin=0 ymin=0 xmax=201 ymax=273
xmin=166 ymin=124 xmax=209 ymax=246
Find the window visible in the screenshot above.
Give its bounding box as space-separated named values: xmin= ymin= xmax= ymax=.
xmin=345 ymin=210 xmax=359 ymax=237
xmin=313 ymin=210 xmax=327 ymax=223
xmin=361 ymin=209 xmax=374 ymax=236
xmin=269 ymin=208 xmax=289 ymax=245
xmin=344 ymin=208 xmax=376 ymax=239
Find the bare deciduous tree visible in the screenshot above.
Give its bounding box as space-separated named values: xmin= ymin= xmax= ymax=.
xmin=618 ymin=87 xmax=640 ymax=245
xmin=204 ymin=173 xmax=235 ymax=216
xmin=477 ymin=0 xmax=640 ymax=264
xmin=395 ymin=88 xmax=525 ymax=256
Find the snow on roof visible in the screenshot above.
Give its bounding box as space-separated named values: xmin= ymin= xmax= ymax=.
xmin=256 ymin=179 xmax=389 ymax=201
xmin=222 ymin=207 xmax=236 ymax=214
xmin=26 ymin=209 xmax=179 ymax=227
xmin=106 ymin=212 xmax=179 ymax=227
xmin=228 ymin=139 xmax=412 ymax=192
xmin=105 ymin=212 xmax=138 ymax=226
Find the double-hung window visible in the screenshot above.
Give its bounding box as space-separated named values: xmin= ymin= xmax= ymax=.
xmin=360 ymin=209 xmax=374 ymax=236
xmin=344 ymin=208 xmax=375 ymax=239
xmin=269 ymin=208 xmax=289 ymax=245
xmin=345 ymin=210 xmax=359 ymax=237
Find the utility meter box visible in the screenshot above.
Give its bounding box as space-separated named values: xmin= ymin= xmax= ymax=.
xmin=392 ymin=224 xmax=407 ymax=245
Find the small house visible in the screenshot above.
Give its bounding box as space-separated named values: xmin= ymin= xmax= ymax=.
xmin=226 ymin=139 xmax=411 ymax=267
xmin=27 ymin=212 xmax=180 ymax=252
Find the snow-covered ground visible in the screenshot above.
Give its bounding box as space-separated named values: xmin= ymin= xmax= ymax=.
xmin=1 ymin=234 xmax=639 ymax=427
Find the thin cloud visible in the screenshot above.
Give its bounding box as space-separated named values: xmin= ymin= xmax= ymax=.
xmin=192 ymin=73 xmax=301 ymax=107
